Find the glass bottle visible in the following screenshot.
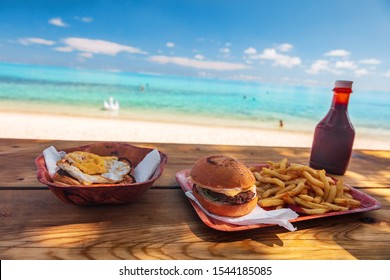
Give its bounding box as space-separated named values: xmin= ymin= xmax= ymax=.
xmin=309 ymin=80 xmax=355 ymax=175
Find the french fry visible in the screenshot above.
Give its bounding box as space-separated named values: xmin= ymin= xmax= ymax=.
xmin=323 ymin=185 xmax=330 ymax=200
xmin=289 ymin=164 xmax=318 ymax=178
xmin=284 ymin=178 xmax=306 ymax=186
xmin=326 ymin=184 xmax=337 ymax=203
xmin=321 ymin=202 xmax=349 ymax=212
xmin=288 ymin=180 xmax=306 ymax=196
xmin=294 ymin=197 xmax=329 ymax=209
xmin=310 ymin=184 xmax=325 ymax=196
xmin=298 ymin=194 xmax=315 ymax=202
xmin=261 ymin=168 xmax=293 ymax=181
xmin=262 ymin=186 xmax=283 ymax=199
xmin=253 ymin=172 xmax=262 ymax=181
xmin=281 ymin=193 xmax=295 ymax=205
xmin=280 ymin=158 xmax=288 ymax=170
xmin=323 ymin=183 xmax=331 ymax=202
xmin=258 ymin=198 xmax=285 ymax=208
xmin=302 ymin=170 xmax=324 ymax=188
xmin=258 ymin=176 xmax=285 ymax=188
xmin=334 ymin=198 xmax=361 ymax=208
xmin=319 ymin=170 xmax=331 ymax=191
xmin=343 ymin=192 xmax=353 ymax=199
xmin=286 ymin=164 xmax=305 ymax=174
xmin=301 ymin=208 xmax=329 ymax=215
xmin=327 ymin=176 xmax=336 ymax=185
xmin=336 ymin=180 xmax=344 ymax=198
xmin=313 ymin=195 xmax=323 ymax=204
xmin=343 ymin=185 xmax=351 ymax=192
xmin=266 ymin=160 xmax=280 ymax=169
xmin=256 ymin=183 xmax=276 ymax=191
xmin=300 ymin=188 xmax=308 ymax=195
xmin=276 ymin=183 xmax=297 ymax=195
xmin=256 ymin=187 xmax=265 ymax=195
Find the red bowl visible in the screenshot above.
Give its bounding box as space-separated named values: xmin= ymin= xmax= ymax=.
xmin=35 ymin=142 xmax=168 ymax=205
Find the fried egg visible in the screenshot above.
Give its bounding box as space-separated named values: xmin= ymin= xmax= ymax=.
xmin=57 ymin=151 xmax=131 ymax=185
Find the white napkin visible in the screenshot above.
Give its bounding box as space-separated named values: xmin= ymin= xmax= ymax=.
xmin=134 ymin=149 xmax=161 ymax=183
xmin=42 ymin=146 xmax=66 ymax=176
xmin=185 ymin=191 xmax=299 ymax=231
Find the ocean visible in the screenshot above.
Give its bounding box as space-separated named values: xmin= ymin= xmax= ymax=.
xmin=0 ymin=62 xmax=389 ymax=141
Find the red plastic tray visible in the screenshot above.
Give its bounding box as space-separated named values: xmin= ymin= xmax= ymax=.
xmin=176 ymin=169 xmax=381 ymax=231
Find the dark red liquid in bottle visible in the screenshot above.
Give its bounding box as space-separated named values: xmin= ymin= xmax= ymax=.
xmin=310 ymin=81 xmax=355 ymax=175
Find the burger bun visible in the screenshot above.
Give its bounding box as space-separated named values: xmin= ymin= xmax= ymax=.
xmin=190 ymin=155 xmax=255 ymax=190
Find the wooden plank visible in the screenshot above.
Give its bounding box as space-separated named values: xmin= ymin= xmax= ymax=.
xmin=0 ymin=188 xmax=389 ymax=260
xmin=2 ymin=241 xmax=389 ymax=260
xmin=0 ymin=138 xmax=389 ymax=189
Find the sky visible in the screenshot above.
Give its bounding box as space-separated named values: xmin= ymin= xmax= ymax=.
xmin=1 ymin=0 xmax=390 ymax=91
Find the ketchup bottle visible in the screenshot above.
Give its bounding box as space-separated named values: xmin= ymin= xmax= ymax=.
xmin=309 ymin=80 xmax=355 ymax=175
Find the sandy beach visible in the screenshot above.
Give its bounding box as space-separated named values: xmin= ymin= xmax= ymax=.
xmin=1 ymin=111 xmax=389 ymax=150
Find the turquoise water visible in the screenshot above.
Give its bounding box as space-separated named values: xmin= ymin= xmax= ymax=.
xmin=1 ymin=62 xmax=390 ymax=139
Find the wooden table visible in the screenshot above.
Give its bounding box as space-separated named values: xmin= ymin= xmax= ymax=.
xmin=0 ymin=138 xmax=389 ymax=260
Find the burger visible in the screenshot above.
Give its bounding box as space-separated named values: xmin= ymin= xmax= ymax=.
xmin=190 ymin=155 xmax=258 ymax=217
xmin=53 ymin=151 xmax=135 ymax=185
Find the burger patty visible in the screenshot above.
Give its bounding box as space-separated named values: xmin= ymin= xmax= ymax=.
xmin=194 ymin=184 xmax=255 ymax=205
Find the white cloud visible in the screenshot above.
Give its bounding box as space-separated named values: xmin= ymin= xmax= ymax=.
xmin=254 ymin=48 xmax=301 ymax=68
xmin=359 ymin=58 xmax=381 ymax=65
xmin=81 ymin=17 xmax=93 ymax=23
xmin=307 ymin=59 xmax=361 ymax=75
xmin=49 ymin=17 xmax=68 ymax=27
xmin=54 ymin=46 xmax=73 ymax=52
xmin=166 ymin=42 xmax=175 ymax=48
xmin=219 ymin=47 xmax=230 ymax=54
xmin=19 ymin=37 xmax=55 ymax=46
xmin=74 ymin=16 xmax=93 ymax=23
xmin=78 ymin=52 xmax=93 ymax=58
xmin=194 ymin=54 xmax=205 ymax=60
xmin=57 ymin=37 xmax=147 ymax=56
xmin=335 ymin=60 xmax=357 ymax=69
xmin=257 ymin=49 xmax=276 ymax=59
xmin=197 ymin=71 xmax=212 ymax=77
xmin=102 ymin=68 xmax=122 ymax=73
xmin=148 ymin=55 xmax=250 ymax=70
xmin=382 ymin=71 xmax=390 ymax=77
xmin=277 ymin=43 xmax=293 ymax=52
xmin=229 ymin=74 xmax=264 ymax=82
xmin=306 ymin=59 xmax=332 ymax=74
xmin=355 ymin=68 xmax=369 ymax=77
xmin=244 ymin=47 xmax=257 ymax=55
xmin=324 ymin=49 xmax=350 ymax=57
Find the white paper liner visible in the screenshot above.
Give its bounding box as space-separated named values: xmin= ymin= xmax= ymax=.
xmin=134 ymin=149 xmax=161 ymax=182
xmin=185 ymin=191 xmax=298 ymax=231
xmin=42 ymin=146 xmax=66 ymax=176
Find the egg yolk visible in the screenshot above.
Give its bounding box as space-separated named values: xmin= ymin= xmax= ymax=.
xmin=66 ymin=151 xmax=107 ymax=175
